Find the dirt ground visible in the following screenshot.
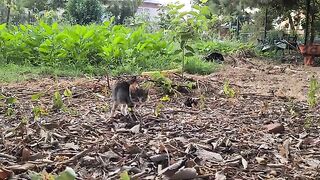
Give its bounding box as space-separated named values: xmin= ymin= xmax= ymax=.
xmin=0 ymin=58 xmax=319 ymax=179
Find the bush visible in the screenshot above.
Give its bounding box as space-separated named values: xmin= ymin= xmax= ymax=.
xmin=184 ymin=57 xmax=218 ymax=75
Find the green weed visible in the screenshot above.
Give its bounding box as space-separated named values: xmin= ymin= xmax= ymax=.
xmin=184 ymin=57 xmax=218 ymax=75
xmin=223 ymin=80 xmax=235 ymax=98
xmin=307 ymin=76 xmax=319 ymax=108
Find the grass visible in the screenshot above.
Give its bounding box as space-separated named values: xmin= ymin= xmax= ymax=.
xmin=0 ymin=56 xmax=219 ymax=83
xmin=0 ymin=63 xmax=88 ymax=83
xmin=184 ymin=57 xmax=219 ymax=75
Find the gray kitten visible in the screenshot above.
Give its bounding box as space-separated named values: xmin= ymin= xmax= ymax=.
xmin=110 ymin=76 xmax=137 ymax=117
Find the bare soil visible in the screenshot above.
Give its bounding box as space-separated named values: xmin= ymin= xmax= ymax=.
xmin=0 ymin=58 xmax=319 ymax=179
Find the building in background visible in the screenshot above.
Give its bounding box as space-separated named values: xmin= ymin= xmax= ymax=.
xmin=136 ymin=0 xmax=191 ymax=20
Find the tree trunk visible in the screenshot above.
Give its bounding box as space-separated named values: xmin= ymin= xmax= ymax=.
xmin=236 ymin=16 xmax=240 ymax=39
xmin=6 ymin=0 xmax=11 ymax=24
xmin=309 ymin=0 xmax=316 ymax=43
xmin=304 ymin=0 xmax=311 ymax=45
xmin=264 ymin=7 xmax=268 ymax=40
xmin=287 ymin=13 xmax=296 ymax=33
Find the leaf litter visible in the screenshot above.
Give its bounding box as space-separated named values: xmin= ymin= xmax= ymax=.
xmin=0 ymin=58 xmax=320 ymax=179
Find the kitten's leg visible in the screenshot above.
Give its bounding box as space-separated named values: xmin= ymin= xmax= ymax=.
xmin=123 ymin=104 xmax=128 ymax=115
xmin=110 ymin=102 xmax=118 ymax=118
xmin=120 ymin=104 xmax=124 ymax=115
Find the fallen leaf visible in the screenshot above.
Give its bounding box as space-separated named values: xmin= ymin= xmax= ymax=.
xmin=194 ymin=147 xmax=223 ymax=162
xmin=130 ymin=124 xmax=140 ymax=134
xmin=305 ymin=159 xmax=320 ymax=168
xmin=7 ymin=163 xmax=35 ymax=173
xmin=171 ymin=168 xmax=198 ymax=179
xmin=65 ymin=143 xmax=80 ymax=150
xmin=21 ymin=148 xmax=32 ymax=161
xmin=159 ymin=159 xmax=186 ymax=177
xmin=256 ymin=157 xmax=267 ymax=165
xmin=0 ymin=168 xmax=12 ymax=180
xmin=242 ymin=157 xmax=248 ymax=169
xmin=215 ymin=171 xmax=226 ymax=180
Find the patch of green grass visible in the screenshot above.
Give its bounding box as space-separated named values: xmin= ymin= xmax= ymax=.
xmin=0 ymin=63 xmax=107 ymax=83
xmin=184 ymin=57 xmax=219 ymax=75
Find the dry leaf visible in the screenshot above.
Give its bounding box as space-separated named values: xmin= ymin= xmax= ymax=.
xmin=171 ymin=168 xmax=198 ymax=179
xmin=21 ymin=148 xmax=32 ymax=161
xmin=0 ymin=168 xmax=12 ymax=180
xmin=215 ymin=171 xmax=226 ymax=180
xmin=241 ymin=157 xmax=248 ymax=169
xmin=256 ymin=157 xmax=267 ymax=165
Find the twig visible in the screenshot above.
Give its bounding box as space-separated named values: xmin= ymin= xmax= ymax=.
xmin=0 ymin=153 xmax=17 ymax=161
xmin=56 ymin=145 xmax=94 ymax=166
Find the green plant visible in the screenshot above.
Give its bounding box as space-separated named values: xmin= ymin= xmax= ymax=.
xmin=53 ymin=91 xmax=64 ymax=110
xmin=30 ymin=166 xmax=76 ymax=180
xmin=223 ymin=80 xmax=235 ymax=98
xmin=307 ymin=76 xmax=319 ymax=108
xmin=184 ymin=57 xmax=218 ymax=75
xmin=151 ymin=72 xmax=174 ymax=95
xmin=0 ymin=94 xmax=18 ymax=117
xmin=154 ymin=103 xmax=165 ymax=117
xmin=160 ymin=95 xmax=171 ymax=102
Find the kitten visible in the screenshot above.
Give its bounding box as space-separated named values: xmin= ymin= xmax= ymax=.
xmin=204 ymin=52 xmax=224 ymax=62
xmin=110 ymin=76 xmax=137 ymax=117
xmin=131 ymin=88 xmax=149 ymax=105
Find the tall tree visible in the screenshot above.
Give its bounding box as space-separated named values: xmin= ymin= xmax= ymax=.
xmin=66 ymin=0 xmax=103 ymax=25
xmin=100 ymin=0 xmax=142 ymax=24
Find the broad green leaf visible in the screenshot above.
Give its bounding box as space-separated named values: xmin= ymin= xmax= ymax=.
xmin=56 ymin=167 xmax=76 ymax=180
xmin=185 ymin=52 xmax=194 ymax=57
xmin=52 ymin=22 xmax=58 ymax=30
xmin=6 ymin=97 xmax=17 ymax=104
xmin=83 ymin=30 xmax=94 ymax=39
xmin=160 ymin=95 xmax=170 ymax=102
xmin=64 ymin=88 xmax=72 ymax=97
xmin=120 ymin=171 xmax=130 ymax=180
xmin=20 ymin=24 xmax=26 ymax=31
xmin=185 ymin=45 xmax=195 ymax=53
xmin=0 ymin=23 xmax=6 ymax=31
xmin=0 ymin=94 xmax=6 ymax=100
xmin=174 ymin=49 xmax=182 ymax=54
xmin=53 ymin=91 xmax=64 ymax=110
xmin=31 ymin=93 xmax=43 ymax=101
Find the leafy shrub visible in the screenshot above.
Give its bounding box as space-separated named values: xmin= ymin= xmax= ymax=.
xmin=184 ymin=57 xmax=218 ymax=75
xmin=194 ymin=40 xmax=254 ymax=55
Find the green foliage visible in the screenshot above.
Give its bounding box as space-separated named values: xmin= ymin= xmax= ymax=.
xmin=160 ymin=95 xmax=171 ymax=102
xmin=195 ymin=40 xmax=254 ymax=55
xmin=184 ymin=57 xmax=218 ymax=75
xmin=307 ymin=76 xmax=319 ymax=108
xmin=53 ymin=91 xmax=64 ymax=110
xmin=0 ymin=21 xmax=175 ymax=75
xmin=0 ymin=94 xmax=17 ymax=117
xmin=30 ymin=167 xmax=76 ymax=180
xmin=66 ymin=0 xmax=102 ymax=25
xmin=120 ymin=171 xmax=130 ymax=180
xmin=154 ymin=103 xmax=164 ymax=117
xmin=151 ymin=72 xmax=174 ymax=95
xmin=223 ymin=80 xmax=235 ymax=98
